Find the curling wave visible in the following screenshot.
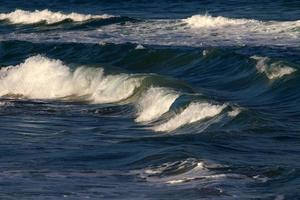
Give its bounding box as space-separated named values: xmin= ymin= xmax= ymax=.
xmin=0 ymin=9 xmax=114 ymax=24
xmin=153 ymin=102 xmax=226 ymax=132
xmin=135 ymin=87 xmax=180 ymax=123
xmin=0 ymin=55 xmax=141 ymax=103
xmin=0 ymin=55 xmax=239 ymax=132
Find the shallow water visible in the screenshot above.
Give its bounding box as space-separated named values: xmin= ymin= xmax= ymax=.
xmin=0 ymin=1 xmax=300 ymax=199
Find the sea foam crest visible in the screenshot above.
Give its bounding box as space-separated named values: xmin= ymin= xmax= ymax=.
xmin=0 ymin=55 xmax=237 ymax=132
xmin=153 ymin=102 xmax=226 ymax=132
xmin=0 ymin=55 xmax=141 ymax=103
xmin=0 ymin=9 xmax=114 ymax=24
xmin=183 ymin=14 xmax=258 ymax=28
xmin=135 ymin=158 xmax=250 ymax=187
xmin=251 ymin=56 xmax=296 ymax=79
xmin=135 ymin=87 xmax=179 ymax=122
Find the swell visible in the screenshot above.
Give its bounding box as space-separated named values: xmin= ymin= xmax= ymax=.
xmin=0 ymin=9 xmax=137 ymax=31
xmin=0 ymin=54 xmax=240 ymax=132
xmin=1 ymin=13 xmax=299 ymax=47
xmin=0 ymin=41 xmax=299 ymax=102
xmin=0 ymin=9 xmax=114 ymax=24
xmin=0 ymin=41 xmax=299 ymax=131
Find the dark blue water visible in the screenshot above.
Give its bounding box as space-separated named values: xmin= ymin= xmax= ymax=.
xmin=0 ymin=1 xmax=300 ymax=199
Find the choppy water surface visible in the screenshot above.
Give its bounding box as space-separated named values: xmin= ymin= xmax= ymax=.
xmin=0 ymin=1 xmax=300 ymax=199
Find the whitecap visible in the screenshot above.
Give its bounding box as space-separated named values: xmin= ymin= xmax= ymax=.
xmin=183 ymin=14 xmax=258 ymax=28
xmin=135 ymin=44 xmax=145 ymax=50
xmin=251 ymin=56 xmax=296 ymax=79
xmin=0 ymin=55 xmax=142 ymax=103
xmin=0 ymin=9 xmax=114 ymax=24
xmin=228 ymin=108 xmax=241 ymax=117
xmin=153 ymin=102 xmax=226 ymax=132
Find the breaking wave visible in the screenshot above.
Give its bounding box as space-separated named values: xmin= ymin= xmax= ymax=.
xmin=135 ymin=87 xmax=179 ymax=123
xmin=183 ymin=14 xmax=300 ymax=31
xmin=0 ymin=9 xmax=114 ymax=24
xmin=183 ymin=14 xmax=258 ymax=28
xmin=251 ymin=56 xmax=297 ymax=79
xmin=153 ymin=102 xmax=226 ymax=132
xmin=0 ymin=55 xmax=141 ymax=103
xmin=0 ymin=55 xmax=239 ymax=132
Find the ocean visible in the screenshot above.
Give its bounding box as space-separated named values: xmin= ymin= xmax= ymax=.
xmin=0 ymin=0 xmax=299 ymax=199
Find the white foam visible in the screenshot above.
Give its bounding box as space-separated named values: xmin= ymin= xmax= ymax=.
xmin=228 ymin=108 xmax=241 ymax=117
xmin=135 ymin=44 xmax=145 ymax=50
xmin=183 ymin=14 xmax=300 ymax=32
xmin=0 ymin=9 xmax=113 ymax=24
xmin=135 ymin=158 xmax=250 ymax=188
xmin=135 ymin=87 xmax=179 ymax=122
xmin=251 ymin=56 xmax=296 ymax=79
xmin=0 ymin=55 xmax=141 ymax=103
xmin=142 ymin=158 xmax=205 ymax=181
xmin=183 ymin=14 xmax=258 ymax=28
xmin=153 ymin=102 xmax=226 ymax=132
xmin=0 ymin=102 xmax=13 ymax=107
xmin=1 ymin=14 xmax=299 ymax=47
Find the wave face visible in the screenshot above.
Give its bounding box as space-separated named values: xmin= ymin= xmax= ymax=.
xmin=135 ymin=87 xmax=179 ymax=123
xmin=0 ymin=9 xmax=113 ymax=24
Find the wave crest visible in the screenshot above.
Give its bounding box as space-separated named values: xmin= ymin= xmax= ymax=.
xmin=251 ymin=56 xmax=297 ymax=79
xmin=183 ymin=14 xmax=258 ymax=28
xmin=0 ymin=55 xmax=239 ymax=132
xmin=0 ymin=9 xmax=114 ymax=24
xmin=135 ymin=87 xmax=179 ymax=123
xmin=153 ymin=102 xmax=226 ymax=132
xmin=0 ymin=55 xmax=141 ymax=103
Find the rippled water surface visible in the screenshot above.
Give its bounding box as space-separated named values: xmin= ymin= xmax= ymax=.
xmin=0 ymin=1 xmax=299 ymax=199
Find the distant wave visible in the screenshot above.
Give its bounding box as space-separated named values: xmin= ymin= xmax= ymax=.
xmin=0 ymin=55 xmax=239 ymax=132
xmin=183 ymin=14 xmax=300 ymax=30
xmin=0 ymin=9 xmax=114 ymax=24
xmin=183 ymin=14 xmax=258 ymax=28
xmin=1 ymin=13 xmax=299 ymax=47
